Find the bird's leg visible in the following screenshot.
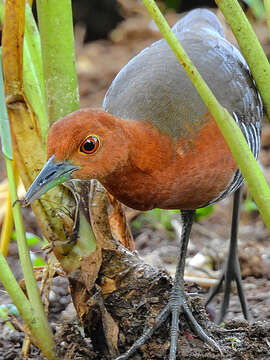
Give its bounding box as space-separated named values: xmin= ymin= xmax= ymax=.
xmin=205 ymin=186 xmax=249 ymax=323
xmin=169 ymin=210 xmax=194 ymax=357
xmin=116 ymin=210 xmax=221 ymax=360
xmin=169 ymin=210 xmax=220 ymax=358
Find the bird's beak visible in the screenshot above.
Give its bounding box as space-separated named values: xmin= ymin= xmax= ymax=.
xmin=21 ymin=155 xmax=80 ymax=206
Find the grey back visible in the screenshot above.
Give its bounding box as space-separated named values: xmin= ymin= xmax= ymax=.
xmin=103 ymin=9 xmax=262 ymax=140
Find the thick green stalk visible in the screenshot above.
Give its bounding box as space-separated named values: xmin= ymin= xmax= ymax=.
xmin=36 ymin=0 xmax=79 ymax=124
xmin=0 ymin=1 xmax=3 ymax=21
xmin=0 ymin=251 xmax=57 ymax=358
xmin=0 ymin=9 xmax=56 ymax=353
xmin=5 ymin=159 xmax=56 ymax=359
xmin=5 ymin=161 xmax=42 ymax=318
xmin=1 ymin=0 xmax=94 ymax=272
xmin=0 ymin=251 xmax=34 ymax=327
xmin=141 ymin=0 xmax=270 ymax=230
xmin=35 ymin=0 xmax=97 ymax=261
xmin=264 ymin=0 xmax=270 ymax=38
xmin=216 ymin=0 xmax=270 ymax=121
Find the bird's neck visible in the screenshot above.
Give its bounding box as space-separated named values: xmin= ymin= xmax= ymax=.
xmin=110 ymin=118 xmax=175 ymax=176
xmin=101 ymin=118 xmax=175 ymax=210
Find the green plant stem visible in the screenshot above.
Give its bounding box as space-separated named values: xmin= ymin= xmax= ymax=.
xmin=0 ymin=1 xmax=3 ymax=22
xmin=24 ymin=3 xmax=48 ymax=142
xmin=0 ymin=11 xmax=55 ymax=353
xmin=216 ymin=0 xmax=270 ymax=121
xmin=0 ymin=248 xmax=57 ymax=357
xmin=35 ymin=0 xmax=97 ymax=265
xmin=0 ymin=251 xmax=47 ymax=345
xmin=5 ymin=158 xmax=57 ymax=359
xmin=264 ymin=0 xmax=270 ymax=39
xmin=36 ymin=0 xmax=79 ymax=124
xmin=141 ymin=0 xmax=270 ymax=230
xmin=0 ymin=251 xmax=35 ymax=326
xmin=0 ymin=10 xmax=41 ymax=347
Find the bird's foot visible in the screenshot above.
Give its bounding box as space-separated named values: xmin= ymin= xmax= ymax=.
xmin=205 ymin=255 xmax=249 ymax=324
xmin=116 ymin=287 xmax=221 ymax=360
xmin=205 ymin=186 xmax=249 ymax=324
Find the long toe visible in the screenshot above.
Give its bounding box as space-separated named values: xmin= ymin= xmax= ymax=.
xmin=169 ymin=297 xmax=182 ymax=359
xmin=181 ymin=300 xmax=222 ymax=354
xmin=115 ymin=293 xmax=221 ymax=360
xmin=206 ymin=187 xmax=249 ymax=324
xmin=215 ymin=255 xmax=249 ymax=324
xmin=169 ymin=290 xmax=221 ymax=359
xmin=205 ymin=273 xmax=225 ymax=308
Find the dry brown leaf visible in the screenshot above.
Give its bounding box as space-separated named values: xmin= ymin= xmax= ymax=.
xmin=107 ymin=192 xmax=135 ymax=251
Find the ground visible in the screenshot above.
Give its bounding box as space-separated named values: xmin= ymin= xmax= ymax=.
xmin=0 ymin=3 xmax=270 ymax=360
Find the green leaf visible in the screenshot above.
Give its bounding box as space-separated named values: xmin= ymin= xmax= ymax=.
xmin=33 ymin=257 xmax=46 ymax=267
xmin=243 ymin=198 xmax=258 ymax=212
xmin=243 ymin=0 xmax=265 ymax=19
xmin=26 ymin=234 xmax=41 ymax=247
xmin=132 ymin=208 xmax=179 ymax=232
xmin=12 ymin=231 xmax=41 ymax=247
xmin=195 ymin=205 xmax=214 ymax=222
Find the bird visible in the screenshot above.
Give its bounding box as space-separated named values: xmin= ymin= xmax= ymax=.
xmin=22 ymin=8 xmax=262 ymax=360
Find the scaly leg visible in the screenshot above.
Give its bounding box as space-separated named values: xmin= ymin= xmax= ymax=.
xmin=205 ymin=186 xmax=249 ymax=323
xmin=116 ymin=210 xmax=221 ymax=360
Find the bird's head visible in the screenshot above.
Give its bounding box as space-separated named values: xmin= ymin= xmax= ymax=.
xmin=22 ymin=109 xmax=130 ymax=206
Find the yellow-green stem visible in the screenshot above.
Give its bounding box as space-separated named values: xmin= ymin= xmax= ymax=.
xmin=0 ymin=250 xmax=34 ymax=324
xmin=264 ymin=0 xmax=270 ymax=40
xmin=5 ymin=158 xmax=57 ymax=359
xmin=36 ymin=0 xmax=79 ymax=124
xmin=0 ymin=249 xmax=56 ymax=357
xmin=216 ymin=0 xmax=270 ymax=121
xmin=0 ymin=17 xmax=56 ymax=354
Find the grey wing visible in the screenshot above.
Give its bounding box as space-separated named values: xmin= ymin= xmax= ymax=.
xmin=196 ymin=33 xmax=263 ymax=204
xmin=211 ymin=110 xmax=262 ymax=205
xmin=199 ymin=36 xmax=263 ymax=205
xmin=173 ymin=9 xmax=263 ymax=157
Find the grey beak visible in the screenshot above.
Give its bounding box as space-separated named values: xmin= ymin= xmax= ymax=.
xmin=21 ymin=155 xmax=80 ymax=206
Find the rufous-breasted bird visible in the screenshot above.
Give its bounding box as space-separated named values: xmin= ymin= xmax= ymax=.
xmin=22 ymin=9 xmax=262 ymax=360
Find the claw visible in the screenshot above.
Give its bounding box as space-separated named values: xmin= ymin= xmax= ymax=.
xmin=116 ymin=210 xmax=221 ymax=360
xmin=205 ymin=187 xmax=249 ymax=324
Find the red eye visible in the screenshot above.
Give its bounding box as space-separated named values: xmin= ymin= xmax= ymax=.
xmin=79 ymin=135 xmax=100 ymax=155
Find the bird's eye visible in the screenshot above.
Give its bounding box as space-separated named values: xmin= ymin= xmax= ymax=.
xmin=79 ymin=135 xmax=101 ymax=155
